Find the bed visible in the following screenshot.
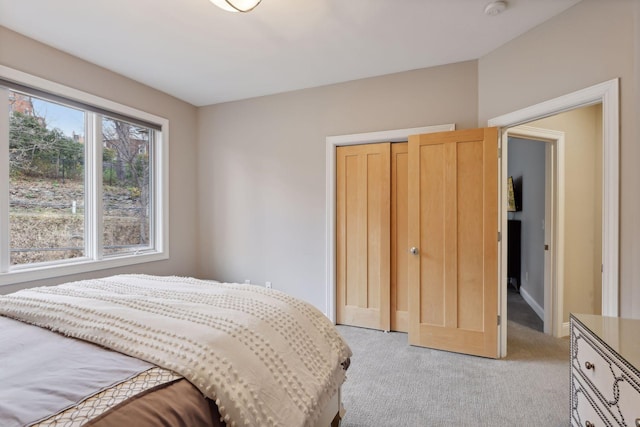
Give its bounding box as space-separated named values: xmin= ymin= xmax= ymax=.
xmin=0 ymin=274 xmax=352 ymax=427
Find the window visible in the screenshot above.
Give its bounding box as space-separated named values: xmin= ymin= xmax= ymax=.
xmin=8 ymin=93 xmax=87 ymax=266
xmin=0 ymin=66 xmax=168 ymax=285
xmin=101 ymin=117 xmax=153 ymax=257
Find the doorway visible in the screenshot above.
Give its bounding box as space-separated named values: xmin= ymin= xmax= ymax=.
xmin=505 ymin=105 xmax=603 ymax=339
xmin=491 ymin=79 xmax=617 ymax=357
xmin=506 ymin=136 xmax=547 ymax=333
xmin=505 ymin=127 xmax=561 ymax=337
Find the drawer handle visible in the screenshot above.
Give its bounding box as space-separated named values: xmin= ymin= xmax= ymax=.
xmin=584 ymin=361 xmax=595 ymax=370
xmin=585 ymin=421 xmax=595 ymax=427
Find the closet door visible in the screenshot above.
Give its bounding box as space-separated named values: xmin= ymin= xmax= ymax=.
xmin=407 ymin=128 xmax=498 ymax=358
xmin=391 ymin=143 xmax=409 ymax=332
xmin=336 ymin=143 xmax=391 ymax=331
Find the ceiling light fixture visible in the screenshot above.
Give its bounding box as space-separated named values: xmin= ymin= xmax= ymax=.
xmin=484 ymin=1 xmax=507 ymax=17
xmin=209 ymin=0 xmax=261 ymax=13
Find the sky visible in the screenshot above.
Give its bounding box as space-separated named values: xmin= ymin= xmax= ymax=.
xmin=32 ymin=97 xmax=84 ymax=138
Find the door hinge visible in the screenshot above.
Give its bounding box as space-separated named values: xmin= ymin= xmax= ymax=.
xmin=498 ymin=148 xmax=502 ymax=158
xmin=498 ymin=231 xmax=501 ymax=242
xmin=497 ymin=315 xmax=501 ymax=326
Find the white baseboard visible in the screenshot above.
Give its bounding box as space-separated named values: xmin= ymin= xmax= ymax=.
xmin=519 ymin=286 xmax=544 ymax=321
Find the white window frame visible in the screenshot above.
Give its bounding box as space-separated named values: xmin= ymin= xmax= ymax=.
xmin=0 ymin=65 xmax=169 ymax=286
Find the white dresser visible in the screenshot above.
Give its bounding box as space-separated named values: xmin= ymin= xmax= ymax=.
xmin=570 ymin=314 xmax=640 ymax=427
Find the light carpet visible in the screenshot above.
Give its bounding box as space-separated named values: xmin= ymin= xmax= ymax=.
xmin=337 ymin=321 xmax=570 ymax=426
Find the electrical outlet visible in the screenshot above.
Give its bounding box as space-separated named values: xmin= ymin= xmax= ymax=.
xmin=265 ymin=281 xmax=272 ymax=289
xmin=244 ymin=279 xmax=251 ymax=284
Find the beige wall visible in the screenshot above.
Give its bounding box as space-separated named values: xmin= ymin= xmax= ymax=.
xmin=0 ymin=26 xmax=200 ymax=294
xmin=529 ymin=104 xmax=603 ymax=322
xmin=197 ymin=61 xmax=478 ymax=310
xmin=594 ymin=104 xmax=603 ymax=314
xmin=3 ymin=0 xmax=639 ymax=321
xmin=198 ymin=0 xmax=640 ymax=317
xmin=479 ymin=0 xmax=640 ymax=318
xmin=634 ymin=0 xmax=640 ymax=320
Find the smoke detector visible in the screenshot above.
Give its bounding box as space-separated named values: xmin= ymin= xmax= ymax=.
xmin=484 ymin=1 xmax=508 ymax=16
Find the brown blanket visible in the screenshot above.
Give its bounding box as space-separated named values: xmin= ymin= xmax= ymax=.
xmin=87 ymin=379 xmax=225 ymax=427
xmin=88 ymin=376 xmax=345 ymax=427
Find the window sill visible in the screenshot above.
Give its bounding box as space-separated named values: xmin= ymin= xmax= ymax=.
xmin=0 ymin=251 xmax=168 ymax=287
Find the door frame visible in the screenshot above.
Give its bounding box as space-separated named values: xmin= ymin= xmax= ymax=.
xmin=506 ymin=126 xmax=565 ymax=337
xmin=325 ymin=124 xmax=455 ymax=322
xmin=489 ymin=78 xmax=619 ymax=358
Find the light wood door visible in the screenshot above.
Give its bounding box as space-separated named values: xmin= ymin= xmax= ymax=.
xmin=407 ymin=128 xmax=498 ymax=358
xmin=336 ymin=143 xmax=391 ymax=331
xmin=391 ymin=143 xmax=409 ymax=332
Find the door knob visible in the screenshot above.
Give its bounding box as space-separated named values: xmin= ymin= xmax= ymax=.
xmin=410 ymin=247 xmax=419 ymax=255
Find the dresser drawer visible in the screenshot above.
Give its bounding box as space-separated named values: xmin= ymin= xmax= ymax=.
xmin=617 ymin=376 xmax=640 ymax=426
xmin=571 ymin=374 xmax=616 ymax=427
xmin=573 ymin=322 xmax=618 ymax=404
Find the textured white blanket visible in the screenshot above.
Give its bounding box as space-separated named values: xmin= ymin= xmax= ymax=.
xmin=0 ymin=274 xmax=352 ymax=427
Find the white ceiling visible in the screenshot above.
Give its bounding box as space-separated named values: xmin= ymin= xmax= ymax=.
xmin=0 ymin=0 xmax=582 ymax=106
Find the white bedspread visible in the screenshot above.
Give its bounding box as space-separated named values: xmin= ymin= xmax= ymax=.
xmin=0 ymin=274 xmax=352 ymax=427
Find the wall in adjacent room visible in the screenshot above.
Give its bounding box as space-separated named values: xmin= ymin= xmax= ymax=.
xmin=507 ymin=137 xmax=546 ymax=313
